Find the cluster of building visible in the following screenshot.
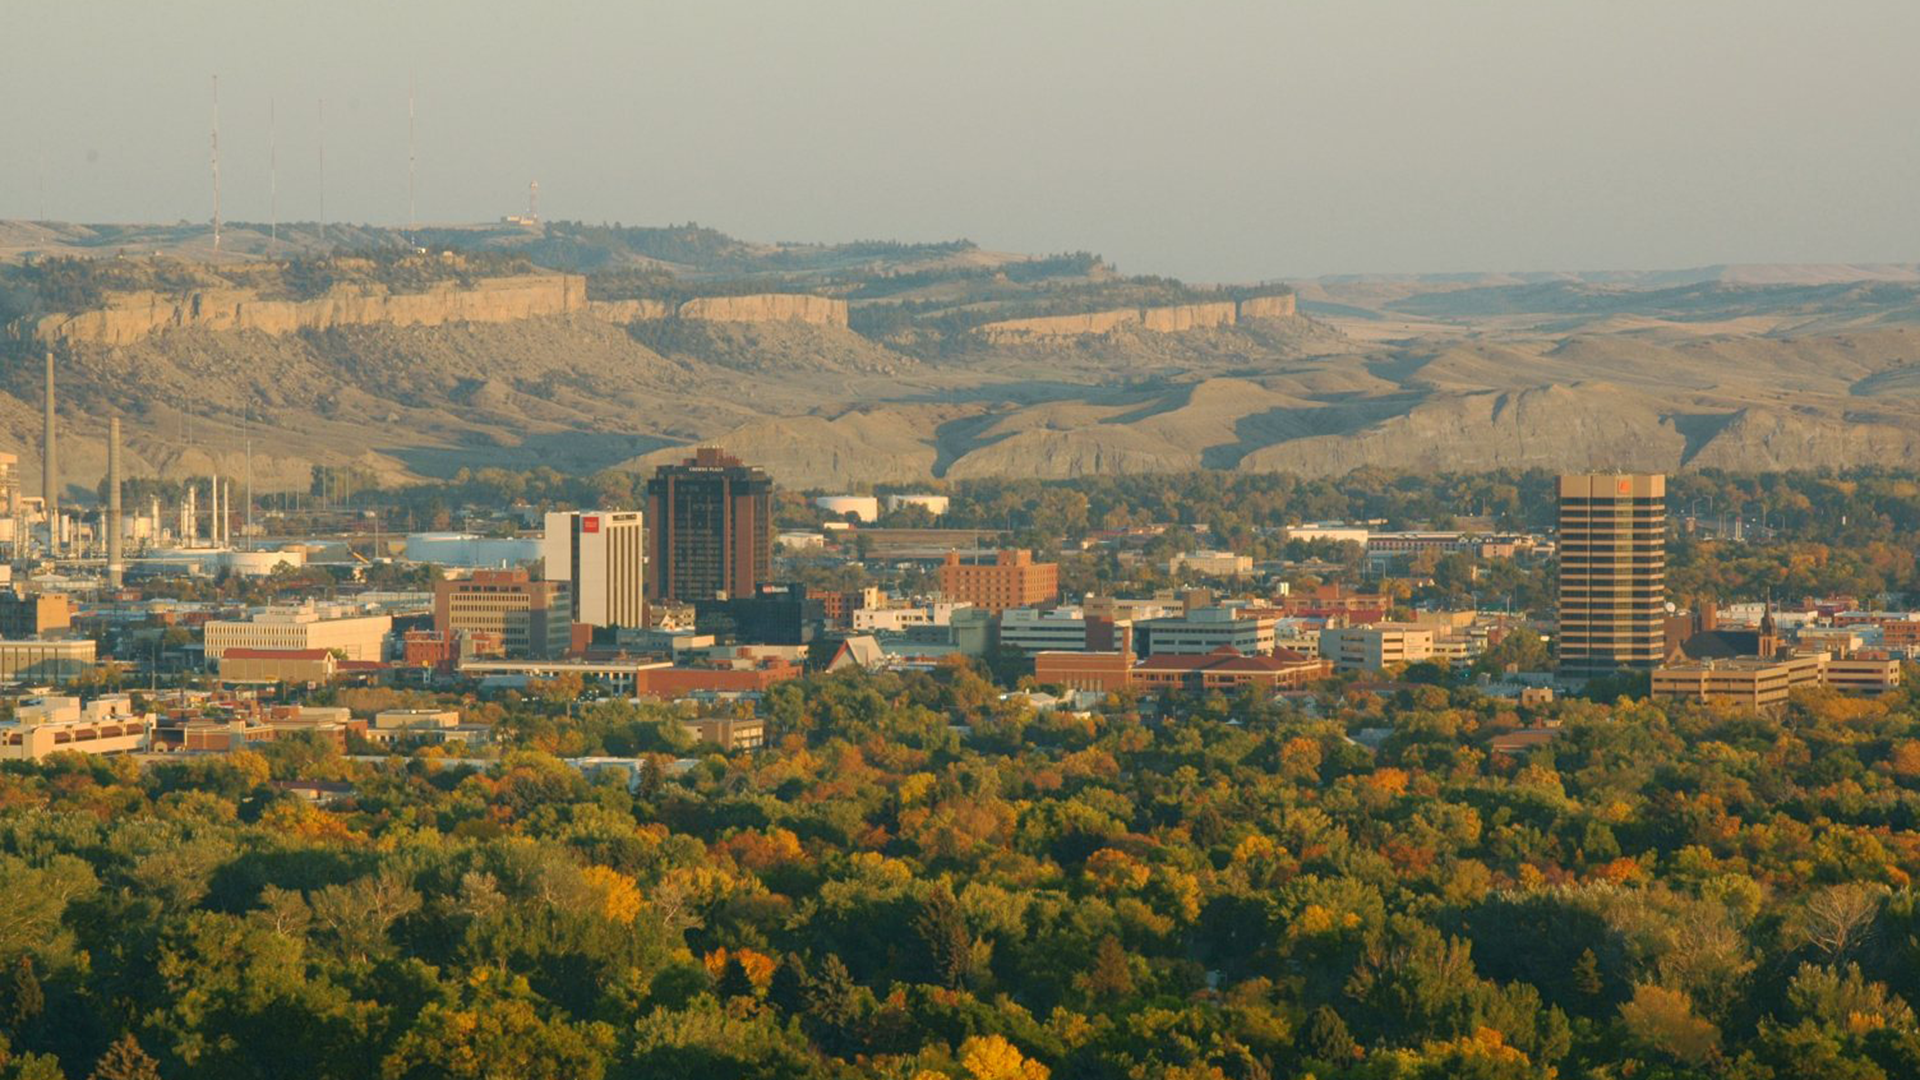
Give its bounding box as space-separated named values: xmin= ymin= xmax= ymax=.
xmin=1548 ymin=474 xmax=1905 ymax=706
xmin=8 ymin=433 xmax=1919 ymax=773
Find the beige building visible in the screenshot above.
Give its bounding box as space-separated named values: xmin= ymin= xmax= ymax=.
xmin=1822 ymin=653 xmax=1903 ymax=695
xmin=0 ymin=638 xmax=97 ymax=682
xmin=1318 ymin=624 xmax=1437 ymax=672
xmin=203 ymin=604 xmax=392 ymax=662
xmin=218 ymin=648 xmax=338 ymax=685
xmin=1558 ymin=474 xmax=1667 ymax=676
xmin=0 ymin=695 xmax=151 ymax=761
xmin=683 ymin=715 xmax=766 ymax=751
xmin=370 ymin=708 xmax=463 ymax=745
xmin=0 ymin=591 xmax=74 ymax=637
xmin=433 ymin=569 xmax=572 ymax=659
xmin=1651 ymin=654 xmax=1824 ymax=709
xmin=1166 ymin=550 xmax=1254 ymax=578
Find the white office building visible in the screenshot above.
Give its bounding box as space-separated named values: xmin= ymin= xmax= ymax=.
xmin=999 ymin=607 xmax=1096 ymax=654
xmin=543 ymin=510 xmax=647 ymax=628
xmin=1135 ymin=607 xmax=1275 ymax=657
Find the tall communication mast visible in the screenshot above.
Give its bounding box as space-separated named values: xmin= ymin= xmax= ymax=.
xmin=210 ymin=75 xmax=222 ymax=251
xmin=318 ymin=98 xmax=327 ymax=242
xmin=408 ymin=74 xmax=417 ymax=235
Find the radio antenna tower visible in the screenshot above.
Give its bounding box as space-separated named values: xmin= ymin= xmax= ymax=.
xmin=210 ymin=75 xmax=222 ymax=251
xmin=269 ymin=96 xmax=278 ymax=250
xmin=318 ymin=98 xmax=327 ymax=243
xmin=529 ymin=180 xmax=539 ymax=223
xmin=408 ymin=74 xmax=417 ymax=235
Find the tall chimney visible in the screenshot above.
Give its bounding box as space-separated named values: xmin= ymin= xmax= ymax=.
xmin=107 ymin=417 xmax=124 ymax=589
xmin=42 ymin=350 xmax=56 ymax=557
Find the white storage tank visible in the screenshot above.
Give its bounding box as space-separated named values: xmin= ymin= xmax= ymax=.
xmin=886 ymin=493 xmax=950 ymax=517
xmin=814 ymin=495 xmax=880 ymax=523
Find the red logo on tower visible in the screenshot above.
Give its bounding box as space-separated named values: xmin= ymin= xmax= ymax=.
xmin=1616 ymin=480 xmax=1631 ymax=495
xmin=582 ymin=516 xmax=600 ymax=533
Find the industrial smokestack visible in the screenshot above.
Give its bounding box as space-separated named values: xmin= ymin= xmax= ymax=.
xmin=107 ymin=417 xmax=124 ymax=589
xmin=42 ymin=350 xmax=56 ymax=557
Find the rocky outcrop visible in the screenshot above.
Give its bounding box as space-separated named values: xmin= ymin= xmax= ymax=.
xmin=976 ymin=294 xmax=1294 ymax=343
xmin=1141 ymin=302 xmax=1237 ymax=333
xmin=587 ymin=298 xmax=671 ymax=323
xmin=13 ymin=274 xmax=590 ymax=347
xmin=675 ymin=294 xmax=848 ymax=327
xmin=1237 ymin=294 xmax=1297 ymax=319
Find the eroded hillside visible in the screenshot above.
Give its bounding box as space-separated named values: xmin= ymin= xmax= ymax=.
xmin=4 ymin=221 xmax=1919 ymax=496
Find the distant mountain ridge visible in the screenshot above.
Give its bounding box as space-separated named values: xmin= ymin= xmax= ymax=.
xmin=2 ymin=218 xmax=1918 ymax=494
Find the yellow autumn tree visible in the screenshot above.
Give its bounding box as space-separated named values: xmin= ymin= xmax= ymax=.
xmin=959 ymin=1034 xmax=1049 ymax=1080
xmin=578 ymin=865 xmax=643 ymax=926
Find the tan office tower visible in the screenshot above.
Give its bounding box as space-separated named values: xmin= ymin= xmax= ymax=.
xmin=1557 ymin=473 xmax=1667 ymax=676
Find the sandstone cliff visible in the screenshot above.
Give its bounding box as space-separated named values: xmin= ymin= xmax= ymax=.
xmin=10 ymin=278 xmax=851 ymax=347
xmin=13 ymin=274 xmax=591 ymax=348
xmin=675 ymin=294 xmax=849 ymax=327
xmin=976 ymin=294 xmax=1294 ymax=342
xmin=1236 ymin=294 xmax=1297 ymax=319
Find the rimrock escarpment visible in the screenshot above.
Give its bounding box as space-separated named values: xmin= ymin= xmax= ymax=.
xmin=975 ymin=293 xmax=1296 ymax=343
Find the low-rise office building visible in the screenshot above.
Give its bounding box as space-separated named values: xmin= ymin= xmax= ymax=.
xmin=1135 ymin=607 xmax=1274 ymax=657
xmin=999 ymin=607 xmax=1105 ymax=654
xmin=1651 ymin=654 xmax=1825 ymax=709
xmin=1034 ymin=650 xmax=1134 ymax=694
xmin=0 ymin=638 xmax=97 ymax=682
xmin=370 ymin=708 xmax=464 ymax=745
xmin=0 ymin=591 xmax=74 ymax=637
xmin=204 ymin=604 xmax=392 ymax=662
xmin=0 ymin=695 xmax=150 ymax=761
xmin=218 ymin=648 xmax=338 ymax=685
xmin=1318 ymin=624 xmax=1437 ymax=672
xmin=1166 ymin=550 xmax=1254 ymax=578
xmin=433 ymin=569 xmax=571 ymax=659
xmin=684 ymin=716 xmax=766 ymax=751
xmin=1820 ymin=653 xmax=1903 ymax=695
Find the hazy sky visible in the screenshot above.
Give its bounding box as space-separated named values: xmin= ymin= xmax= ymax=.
xmin=5 ymin=0 xmax=1918 ymax=281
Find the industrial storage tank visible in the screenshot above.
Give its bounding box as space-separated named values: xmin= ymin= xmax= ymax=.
xmin=886 ymin=493 xmax=950 ymax=517
xmin=813 ymin=495 xmax=880 ymax=523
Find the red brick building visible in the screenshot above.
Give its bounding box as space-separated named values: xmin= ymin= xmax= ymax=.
xmin=631 ymin=658 xmax=801 ymax=697
xmin=1131 ymin=646 xmax=1329 ymax=693
xmin=1279 ymin=584 xmax=1390 ymax=624
xmin=1036 ymin=645 xmax=1329 ymax=695
xmin=1034 ymin=651 xmax=1133 ymax=693
xmin=938 ymin=549 xmax=1059 ymax=613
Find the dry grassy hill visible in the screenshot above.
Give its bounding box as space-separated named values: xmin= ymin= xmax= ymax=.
xmin=5 ymin=221 xmax=1920 ymax=498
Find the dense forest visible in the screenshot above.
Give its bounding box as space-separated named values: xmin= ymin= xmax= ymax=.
xmin=5 ymin=667 xmax=1920 ymax=1079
